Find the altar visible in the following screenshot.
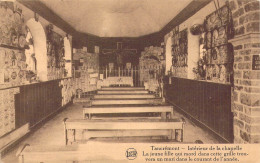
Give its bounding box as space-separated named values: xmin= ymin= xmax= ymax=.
xmin=97 ymin=76 xmax=133 ymax=88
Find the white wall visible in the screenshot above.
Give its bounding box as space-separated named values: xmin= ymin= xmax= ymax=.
xmin=167 ymin=0 xmax=226 ymax=79
xmin=26 ymin=19 xmax=48 ymax=81
xmin=16 ymin=1 xmax=73 ymax=80
xmin=165 ymin=36 xmax=173 ymax=75
xmin=64 ymin=36 xmax=72 ymax=77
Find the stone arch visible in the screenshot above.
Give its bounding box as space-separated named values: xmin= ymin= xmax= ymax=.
xmin=165 ymin=36 xmax=172 ymax=75
xmin=25 ymin=28 xmax=36 ymax=73
xmin=26 ymin=18 xmax=47 ymax=81
xmin=63 ymin=36 xmax=72 ymax=77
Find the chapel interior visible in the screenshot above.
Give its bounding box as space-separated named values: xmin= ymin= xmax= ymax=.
xmin=0 ymin=0 xmax=260 ymax=162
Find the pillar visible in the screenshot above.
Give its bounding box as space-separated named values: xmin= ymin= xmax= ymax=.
xmin=187 ymin=30 xmax=200 ymax=79
xmin=228 ymin=0 xmax=260 ymax=143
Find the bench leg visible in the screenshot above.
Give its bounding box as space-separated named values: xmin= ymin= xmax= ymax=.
xmin=64 ymin=128 xmax=68 ymax=146
xmin=175 ymin=129 xmax=180 ymax=142
xmin=161 ymin=112 xmax=167 ymax=119
xmin=18 ymin=155 xmax=24 ymax=163
xmin=166 ymin=112 xmax=172 ymax=119
xmin=181 ymin=129 xmax=184 ymax=142
xmin=73 ymin=129 xmax=76 ymax=142
xmin=170 ymin=111 xmax=174 ymax=119
xmin=65 ymin=130 xmax=68 ymax=145
xmin=83 ymin=113 xmax=91 ymax=119
xmin=182 ymin=123 xmax=185 ymax=142
xmin=63 ymin=118 xmax=69 ymax=145
xmin=168 ymin=130 xmax=173 ymax=140
xmin=174 ymin=129 xmax=184 ymax=142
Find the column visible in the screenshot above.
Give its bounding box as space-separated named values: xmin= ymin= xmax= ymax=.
xmin=229 ymin=0 xmax=260 ymax=143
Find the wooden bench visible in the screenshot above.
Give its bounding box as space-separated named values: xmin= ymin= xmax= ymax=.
xmin=16 ymin=144 xmax=98 ymax=163
xmin=16 ymin=139 xmax=202 ymax=163
xmin=63 ymin=118 xmax=185 ymax=145
xmin=83 ymin=106 xmax=174 ymax=119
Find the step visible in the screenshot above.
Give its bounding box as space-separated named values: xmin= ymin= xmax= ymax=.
xmin=91 ymin=98 xmax=162 ymax=105
xmin=73 ymin=98 xmax=91 ymax=103
xmin=101 ymin=87 xmax=145 ymax=91
xmin=93 ymin=94 xmax=155 ymax=99
xmin=97 ymin=90 xmax=148 ymax=94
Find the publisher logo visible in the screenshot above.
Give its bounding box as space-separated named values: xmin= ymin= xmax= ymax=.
xmin=126 ymin=148 xmax=138 ymax=160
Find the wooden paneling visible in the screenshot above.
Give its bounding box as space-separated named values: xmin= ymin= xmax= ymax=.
xmin=72 ymin=32 xmax=100 ymax=53
xmin=15 ymin=80 xmax=62 ymax=129
xmin=164 ymin=77 xmax=233 ymax=143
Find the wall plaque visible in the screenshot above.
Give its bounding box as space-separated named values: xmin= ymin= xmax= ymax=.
xmin=252 ymin=55 xmax=260 ymax=70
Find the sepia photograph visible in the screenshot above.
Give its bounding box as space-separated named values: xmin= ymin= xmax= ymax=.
xmin=0 ymin=0 xmax=260 ymax=162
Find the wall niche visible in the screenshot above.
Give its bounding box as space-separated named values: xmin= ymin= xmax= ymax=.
xmin=72 ymin=48 xmax=99 ymax=92
xmin=171 ymin=27 xmax=188 ymax=78
xmin=46 ymin=24 xmax=66 ymax=80
xmin=139 ymin=46 xmax=164 ymax=92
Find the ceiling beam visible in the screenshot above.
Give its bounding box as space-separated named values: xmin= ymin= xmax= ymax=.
xmin=139 ymin=0 xmax=212 ymax=42
xmin=18 ymin=0 xmax=77 ymax=36
xmin=160 ymin=0 xmax=212 ymax=36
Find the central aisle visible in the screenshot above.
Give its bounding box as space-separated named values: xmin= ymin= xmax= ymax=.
xmin=3 ymin=95 xmax=220 ymax=162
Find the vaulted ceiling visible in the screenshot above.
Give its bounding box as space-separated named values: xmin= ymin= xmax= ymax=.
xmin=38 ymin=0 xmax=193 ymax=37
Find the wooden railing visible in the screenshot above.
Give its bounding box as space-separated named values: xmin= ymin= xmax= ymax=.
xmin=164 ymin=77 xmax=233 ymax=143
xmin=99 ymin=66 xmax=165 ymax=95
xmin=99 ymin=66 xmax=143 ymax=87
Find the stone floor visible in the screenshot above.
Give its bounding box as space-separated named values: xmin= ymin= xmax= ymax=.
xmin=2 ymin=103 xmax=220 ymax=163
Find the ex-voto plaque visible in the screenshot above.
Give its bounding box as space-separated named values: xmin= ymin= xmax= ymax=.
xmin=252 ymin=55 xmax=260 ymax=70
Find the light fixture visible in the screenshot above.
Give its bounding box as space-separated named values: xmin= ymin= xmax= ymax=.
xmin=190 ymin=19 xmax=204 ymax=35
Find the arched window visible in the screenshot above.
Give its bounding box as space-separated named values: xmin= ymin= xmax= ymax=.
xmin=25 ymin=27 xmax=36 ymax=74
xmin=165 ymin=36 xmax=172 ymax=75
xmin=63 ymin=36 xmax=72 ymax=77
xmin=26 ymin=18 xmax=47 ymax=81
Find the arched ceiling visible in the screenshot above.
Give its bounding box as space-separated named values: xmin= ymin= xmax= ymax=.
xmin=39 ymin=0 xmax=193 ymax=37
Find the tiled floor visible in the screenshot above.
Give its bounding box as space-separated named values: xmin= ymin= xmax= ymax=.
xmin=2 ymin=103 xmax=220 ymax=163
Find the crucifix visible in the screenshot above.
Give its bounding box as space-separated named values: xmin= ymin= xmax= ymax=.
xmin=101 ymin=42 xmax=137 ymax=68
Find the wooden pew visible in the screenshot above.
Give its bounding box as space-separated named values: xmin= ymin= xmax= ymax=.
xmin=16 ymin=144 xmax=115 ymax=163
xmin=83 ymin=106 xmax=174 ymax=119
xmin=63 ymin=118 xmax=185 ymax=145
xmin=16 ymin=140 xmax=203 ymax=163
